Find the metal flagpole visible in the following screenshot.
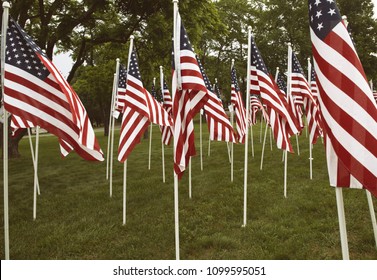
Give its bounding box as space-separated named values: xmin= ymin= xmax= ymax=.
xmin=250 ymin=123 xmax=254 ymax=158
xmin=260 ymin=121 xmax=268 ymax=171
xmin=259 ymin=111 xmax=263 ymax=143
xmin=148 ymin=78 xmax=156 ymax=170
xmin=33 ymin=126 xmax=40 ymax=220
xmin=335 ymin=187 xmax=350 ymax=259
xmin=27 ymin=128 xmax=40 ymax=195
xmin=295 ymin=134 xmax=300 ymax=155
xmin=200 ymin=109 xmax=203 ymax=170
xmin=106 ymin=72 xmax=116 ymax=180
xmin=2 ymin=0 xmax=11 ymax=260
xmin=230 ymin=58 xmax=235 ymax=182
xmin=110 ymin=61 xmax=120 ymax=198
xmin=269 ymin=126 xmax=273 ymax=151
xmin=173 ymin=0 xmax=180 ymax=260
xmin=307 ymin=58 xmax=313 ymax=180
xmin=160 ymin=66 xmax=166 ymax=183
xmin=189 ymin=158 xmax=192 ymax=198
xmin=284 ymin=43 xmax=293 ymax=198
xmin=242 ymin=26 xmax=252 ymax=227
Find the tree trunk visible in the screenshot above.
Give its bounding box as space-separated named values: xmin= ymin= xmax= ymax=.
xmin=0 ymin=123 xmax=27 ymax=158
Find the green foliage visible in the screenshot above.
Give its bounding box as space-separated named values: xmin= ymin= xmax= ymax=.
xmin=1 ymin=120 xmax=376 ymax=259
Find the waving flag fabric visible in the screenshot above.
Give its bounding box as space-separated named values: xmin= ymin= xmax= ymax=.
xmin=118 ymin=48 xmax=172 ymax=162
xmin=115 ymin=64 xmax=127 ymax=114
xmin=3 ymin=18 xmax=103 ymax=161
xmin=197 ymin=56 xmax=235 ymax=143
xmin=309 ymin=0 xmax=377 ymax=197
xmin=172 ymin=12 xmax=209 ymax=179
xmin=160 ymin=81 xmax=173 ymax=145
xmin=230 ymin=65 xmax=247 ymax=143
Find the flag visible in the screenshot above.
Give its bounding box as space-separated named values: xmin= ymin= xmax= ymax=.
xmin=307 ymin=67 xmax=323 ymax=144
xmin=197 ymin=56 xmax=235 ymax=142
xmin=3 ymin=18 xmax=103 ymax=161
xmin=160 ymin=81 xmax=173 ymax=145
xmin=249 ymin=34 xmax=300 ymax=152
xmin=230 ymin=64 xmax=247 ymax=143
xmin=309 ymin=0 xmax=377 ymax=197
xmin=172 ymin=13 xmax=209 ymax=179
xmin=250 ymin=94 xmax=268 ymax=125
xmin=118 ymin=47 xmax=172 ymax=162
xmin=276 ymin=71 xmax=287 ymax=97
xmin=115 ymin=64 xmax=127 ymax=114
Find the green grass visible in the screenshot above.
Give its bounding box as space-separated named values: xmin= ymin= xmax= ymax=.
xmin=0 ymin=119 xmax=376 ymax=260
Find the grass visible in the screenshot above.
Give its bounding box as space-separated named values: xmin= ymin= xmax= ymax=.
xmin=0 ymin=118 xmax=376 ymax=260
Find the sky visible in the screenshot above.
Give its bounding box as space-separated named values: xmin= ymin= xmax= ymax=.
xmin=54 ymin=0 xmax=377 ymax=78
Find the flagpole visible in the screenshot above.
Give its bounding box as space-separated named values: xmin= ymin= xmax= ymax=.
xmin=148 ymin=78 xmax=156 ymax=170
xmin=189 ymin=158 xmax=192 ymax=199
xmin=259 ymin=111 xmax=263 ymax=143
xmin=307 ymin=58 xmax=313 ymax=180
xmin=110 ymin=61 xmax=120 ymax=198
xmin=2 ymin=0 xmax=11 ymax=260
xmin=366 ymin=190 xmax=377 ymax=248
xmin=106 ymin=72 xmax=116 ymax=180
xmin=160 ymin=66 xmax=166 ymax=183
xmin=295 ymin=134 xmax=300 ymax=155
xmin=173 ymin=0 xmax=180 ymax=260
xmin=230 ymin=59 xmax=235 ymax=182
xmin=269 ymin=126 xmax=273 ymax=151
xmin=335 ymin=187 xmax=350 ymax=260
xmin=27 ymin=128 xmax=40 ymax=195
xmin=200 ymin=109 xmax=203 ymax=171
xmin=250 ymin=123 xmax=254 ymax=158
xmin=260 ymin=117 xmax=268 ymax=171
xmin=242 ymin=26 xmax=252 ymax=227
xmin=33 ymin=126 xmax=40 ymax=220
xmin=284 ymin=43 xmax=293 ymax=198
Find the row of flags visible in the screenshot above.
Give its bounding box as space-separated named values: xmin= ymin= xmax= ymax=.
xmin=2 ymin=2 xmax=377 ymax=196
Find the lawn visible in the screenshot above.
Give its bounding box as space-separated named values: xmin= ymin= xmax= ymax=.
xmin=1 ymin=119 xmax=376 ymax=260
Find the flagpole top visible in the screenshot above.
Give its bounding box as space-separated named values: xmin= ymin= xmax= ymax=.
xmin=307 ymin=57 xmax=310 ymax=62
xmin=2 ymin=1 xmax=10 ymax=8
xmin=173 ymin=0 xmax=178 ymax=3
xmin=248 ymin=26 xmax=252 ymax=32
xmin=288 ymin=42 xmax=292 ymax=47
xmin=276 ymin=67 xmax=279 ymax=71
xmin=215 ymin=78 xmax=218 ymax=83
xmin=232 ymin=59 xmax=235 ymax=63
xmin=342 ymin=15 xmax=347 ymax=20
xmin=160 ymin=65 xmax=163 ymax=70
xmin=130 ymin=35 xmax=134 ymax=40
xmin=116 ymin=58 xmax=120 ymax=62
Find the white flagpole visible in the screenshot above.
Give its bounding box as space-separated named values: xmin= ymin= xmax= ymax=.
xmin=33 ymin=126 xmax=40 ymax=220
xmin=106 ymin=72 xmax=116 ymax=180
xmin=2 ymin=1 xmax=11 ymax=260
xmin=148 ymin=78 xmax=156 ymax=170
xmin=295 ymin=134 xmax=300 ymax=155
xmin=27 ymin=128 xmax=40 ymax=195
xmin=160 ymin=66 xmax=166 ymax=183
xmin=189 ymin=158 xmax=192 ymax=199
xmin=307 ymin=58 xmax=313 ymax=180
xmin=110 ymin=61 xmax=120 ymax=198
xmin=208 ymin=135 xmax=211 ymax=156
xmin=250 ymin=124 xmax=254 ymax=158
xmin=335 ymin=187 xmax=350 ymax=259
xmin=122 ymin=35 xmax=134 ymax=224
xmin=200 ymin=109 xmax=203 ymax=171
xmin=123 ymin=160 xmax=127 ymax=225
xmin=259 ymin=112 xmax=263 ymax=143
xmin=230 ymin=59 xmax=235 ymax=182
xmin=173 ymin=0 xmax=180 ymax=260
xmin=366 ymin=190 xmax=377 ymax=248
xmin=242 ymin=26 xmax=252 ymax=227
xmin=260 ymin=122 xmax=268 ymax=170
xmin=284 ymin=43 xmax=293 ymax=198
xmin=269 ymin=126 xmax=273 ymax=151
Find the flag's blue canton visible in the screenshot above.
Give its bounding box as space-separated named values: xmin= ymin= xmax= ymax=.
xmin=163 ymin=81 xmax=169 ymax=90
xmin=197 ymin=56 xmax=212 ymax=91
xmin=6 ymin=18 xmax=49 ymax=80
xmin=180 ymin=23 xmax=193 ymax=51
xmin=292 ymin=52 xmax=305 ymax=75
xmin=231 ymin=66 xmax=240 ymax=92
xmin=118 ymin=63 xmax=127 ymax=88
xmin=128 ymin=50 xmax=142 ymax=81
xmin=309 ymin=0 xmax=341 ymax=40
xmin=250 ymin=35 xmax=269 ymax=75
xmin=311 ymin=68 xmax=317 ymax=82
xmin=151 ymin=81 xmax=159 ymax=100
xmin=277 ymin=72 xmax=287 ymax=94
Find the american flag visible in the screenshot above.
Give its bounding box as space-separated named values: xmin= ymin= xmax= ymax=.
xmin=3 ymin=18 xmax=103 ymax=161
xmin=197 ymin=56 xmax=235 ymax=142
xmin=309 ymin=0 xmax=377 ymax=197
xmin=115 ymin=64 xmax=127 ymax=114
xmin=276 ymin=71 xmax=287 ymax=97
xmin=172 ymin=13 xmax=209 ymax=179
xmin=230 ymin=64 xmax=247 ymax=143
xmin=118 ymin=47 xmax=172 ymax=162
xmin=307 ymin=66 xmax=323 ymax=144
xmin=250 ymin=94 xmax=268 ymax=125
xmin=160 ymin=81 xmax=173 ymax=145
xmin=249 ymin=34 xmax=300 ymax=152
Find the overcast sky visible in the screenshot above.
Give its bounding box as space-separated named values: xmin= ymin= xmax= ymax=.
xmin=54 ymin=1 xmax=377 ymax=78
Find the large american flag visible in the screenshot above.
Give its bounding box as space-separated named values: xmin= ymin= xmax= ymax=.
xmin=115 ymin=64 xmax=127 ymax=114
xmin=172 ymin=13 xmax=209 ymax=179
xmin=118 ymin=48 xmax=172 ymax=162
xmin=197 ymin=56 xmax=235 ymax=143
xmin=309 ymin=0 xmax=377 ymax=197
xmin=3 ymin=18 xmax=103 ymax=161
xmin=160 ymin=81 xmax=173 ymax=145
xmin=249 ymin=34 xmax=300 ymax=152
xmin=230 ymin=64 xmax=247 ymax=143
